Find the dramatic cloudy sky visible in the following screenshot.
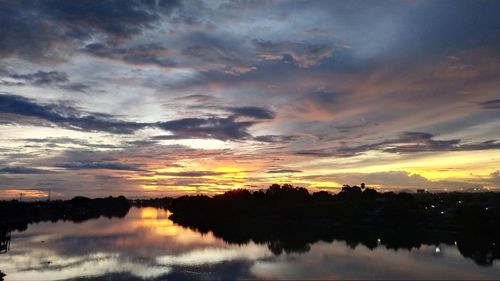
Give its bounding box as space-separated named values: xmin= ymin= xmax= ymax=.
xmin=1 ymin=0 xmax=500 ymax=198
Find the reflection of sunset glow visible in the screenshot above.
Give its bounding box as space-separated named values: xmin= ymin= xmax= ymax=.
xmin=133 ymin=208 xmax=220 ymax=243
xmin=138 ymin=208 xmax=180 ymax=236
xmin=140 ymin=208 xmax=159 ymax=219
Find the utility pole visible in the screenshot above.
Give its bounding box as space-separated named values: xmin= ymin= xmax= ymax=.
xmin=48 ymin=189 xmax=51 ymax=202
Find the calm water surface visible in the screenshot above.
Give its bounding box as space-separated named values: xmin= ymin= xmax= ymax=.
xmin=1 ymin=207 xmax=499 ymax=280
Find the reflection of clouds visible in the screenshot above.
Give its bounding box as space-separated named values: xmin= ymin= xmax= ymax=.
xmin=2 ymin=208 xmax=500 ymax=280
xmin=156 ymin=243 xmax=271 ymax=266
xmin=250 ymin=242 xmax=500 ymax=280
xmin=1 ymin=250 xmax=170 ymax=281
xmin=17 ymin=208 xmax=225 ymax=256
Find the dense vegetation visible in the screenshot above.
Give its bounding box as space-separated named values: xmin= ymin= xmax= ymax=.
xmin=168 ymin=184 xmax=500 ymax=266
xmin=131 ymin=197 xmax=173 ymax=209
xmin=169 ymin=183 xmax=500 ymax=232
xmin=0 ymin=196 xmax=130 ymax=233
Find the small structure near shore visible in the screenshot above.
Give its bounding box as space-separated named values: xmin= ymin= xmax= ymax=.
xmin=0 ymin=229 xmax=10 ymax=254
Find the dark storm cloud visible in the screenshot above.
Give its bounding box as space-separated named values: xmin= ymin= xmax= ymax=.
xmin=479 ymin=99 xmax=500 ymax=109
xmin=39 ymin=0 xmax=181 ymax=38
xmin=0 ymin=1 xmax=61 ymax=60
xmin=229 ymin=106 xmax=275 ymax=119
xmin=157 ymin=117 xmax=256 ymax=141
xmin=154 ymin=105 xmax=276 ymax=140
xmin=295 ymin=132 xmax=500 ymax=157
xmin=0 ymin=166 xmax=53 ymax=174
xmin=0 ymin=0 xmax=182 ymax=60
xmin=55 ymin=161 xmax=143 ymax=171
xmin=0 ymin=94 xmax=147 ymax=134
xmin=1 ymin=94 xmax=276 ymax=140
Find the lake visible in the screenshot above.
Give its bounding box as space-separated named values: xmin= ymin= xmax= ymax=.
xmin=1 ymin=207 xmax=499 ymax=280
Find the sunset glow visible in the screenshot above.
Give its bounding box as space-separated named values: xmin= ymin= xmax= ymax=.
xmin=1 ymin=0 xmax=499 ymax=198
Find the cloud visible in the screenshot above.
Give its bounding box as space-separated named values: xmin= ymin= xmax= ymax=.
xmin=181 ymin=43 xmax=256 ymax=75
xmin=382 ymin=132 xmax=500 ymax=153
xmin=55 ymin=161 xmax=143 ymax=171
xmin=302 ymin=170 xmax=483 ymax=191
xmin=303 ymin=171 xmax=429 ymax=188
xmin=487 ymin=170 xmax=500 ymax=185
xmin=151 ymin=135 xmax=193 ymax=141
xmin=0 ymin=0 xmax=182 ymax=60
xmin=154 ymin=105 xmax=276 ymax=140
xmin=252 ymin=39 xmax=334 ymax=68
xmin=156 ymin=171 xmax=226 ymax=177
xmin=82 ymin=43 xmax=177 ymax=68
xmin=1 ymin=1 xmax=500 ymax=197
xmin=479 ymin=99 xmax=500 ymax=109
xmin=9 ymin=71 xmax=68 ymax=85
xmin=0 ymin=80 xmax=25 ymax=86
xmin=266 ymin=169 xmax=302 ymax=174
xmin=20 ymin=137 xmax=121 ymax=149
xmin=0 ymin=94 xmax=276 ymax=140
xmin=229 ymin=106 xmax=275 ymax=119
xmin=254 ymin=135 xmax=298 ymax=143
xmin=295 ymin=132 xmax=500 ymax=157
xmin=0 ymin=94 xmax=147 ymax=134
xmin=381 ymin=132 xmax=462 ymax=153
xmin=182 ymin=44 xmax=240 ymax=64
xmin=4 ymin=70 xmax=92 ymax=92
xmin=60 ymin=83 xmax=92 ymax=92
xmin=157 ymin=117 xmax=256 ymax=141
xmin=0 ymin=166 xmax=53 ymax=174
xmin=303 ymin=28 xmax=331 ymax=37
xmin=40 ymin=0 xmax=181 ymax=38
xmin=173 ymin=94 xmax=216 ymax=103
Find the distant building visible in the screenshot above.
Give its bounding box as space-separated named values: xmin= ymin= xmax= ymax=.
xmin=417 ymin=189 xmax=427 ymax=193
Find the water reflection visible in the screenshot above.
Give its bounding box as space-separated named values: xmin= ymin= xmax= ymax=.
xmin=0 ymin=229 xmax=10 ymax=254
xmin=0 ymin=207 xmax=499 ymax=280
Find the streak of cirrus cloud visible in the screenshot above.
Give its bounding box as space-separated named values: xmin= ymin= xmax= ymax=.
xmin=1 ymin=0 xmax=500 ymax=198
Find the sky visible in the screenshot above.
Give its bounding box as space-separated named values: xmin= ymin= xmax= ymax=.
xmin=0 ymin=0 xmax=500 ymax=199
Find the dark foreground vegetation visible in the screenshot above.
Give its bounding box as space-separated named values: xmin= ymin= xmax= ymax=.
xmin=0 ymin=196 xmax=130 ymax=238
xmin=169 ymin=184 xmax=500 ymax=266
xmin=131 ymin=197 xmax=173 ymax=209
xmin=0 ymin=196 xmax=131 ymax=280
